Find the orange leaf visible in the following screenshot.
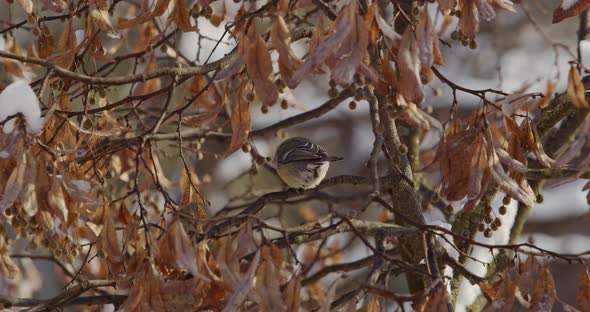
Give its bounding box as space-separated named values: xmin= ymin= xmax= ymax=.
xmin=579 ymin=267 xmax=590 ymax=312
xmin=567 ymin=65 xmax=589 ymax=109
xmin=244 ymin=29 xmax=278 ymax=106
xmin=364 ymin=3 xmax=379 ymax=44
xmin=433 ymin=34 xmax=445 ymax=66
xmin=553 ymin=0 xmax=590 ymax=23
xmin=224 ymin=85 xmax=251 ymax=157
xmin=298 ymin=207 xmax=318 ymax=221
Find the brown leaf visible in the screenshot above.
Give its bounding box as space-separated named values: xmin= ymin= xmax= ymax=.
xmin=288 ymin=4 xmax=356 ymax=87
xmin=38 ymin=24 xmax=56 ymax=59
xmin=398 ymin=27 xmax=424 ymax=103
xmin=244 ymin=29 xmax=278 ymax=106
xmin=489 ymin=148 xmax=536 ymax=207
xmin=101 ymin=206 xmax=122 ymax=263
xmin=89 ymin=0 xmax=120 ymax=38
xmin=433 ymin=34 xmax=445 ymax=66
xmin=283 ymin=273 xmax=302 ymax=311
xmin=331 ymin=0 xmax=369 ymax=85
xmin=0 ymin=153 xmax=26 ymax=213
xmin=416 ymin=10 xmax=435 ymax=67
xmin=174 ymin=221 xmax=210 ymax=280
xmin=271 ymin=15 xmax=303 ymax=83
xmin=579 ymin=267 xmax=590 ymax=312
xmin=47 ymin=179 xmax=68 ymax=222
xmin=224 ymin=84 xmax=251 ymax=157
xmin=567 ymin=65 xmax=589 ymax=109
xmin=481 ymin=268 xmax=518 ymax=312
xmin=166 ymin=0 xmax=199 ymax=32
xmin=222 ymin=251 xmax=261 ymax=312
xmin=529 ymin=264 xmax=557 ymax=311
xmin=459 ymin=0 xmax=479 ymax=39
xmin=416 ymin=286 xmax=449 ymax=312
xmin=52 ymin=18 xmax=76 ymax=69
xmin=553 ymin=0 xmax=590 ymax=23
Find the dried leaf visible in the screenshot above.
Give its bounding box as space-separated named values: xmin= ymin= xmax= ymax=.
xmin=567 ymin=65 xmax=589 ymax=109
xmin=244 ymin=30 xmax=278 ymax=106
xmin=374 ymin=6 xmax=400 ymax=42
xmin=459 ymin=0 xmax=479 ymax=39
xmin=0 ymin=153 xmax=26 ymax=213
xmin=224 ymin=85 xmax=250 ymax=157
xmin=101 ymin=206 xmax=122 ymax=263
xmin=288 ymin=3 xmax=356 ymax=87
xmin=166 ymin=0 xmax=199 ymax=32
xmin=416 ymin=10 xmax=434 ymax=67
xmin=579 ymin=267 xmax=590 ymax=312
xmin=283 ymin=274 xmax=302 ymax=311
xmin=530 ymin=81 xmax=555 ymax=110
xmin=174 ymin=222 xmax=210 ymax=281
xmin=38 ymin=24 xmax=56 ymax=59
xmin=221 ymin=251 xmax=260 ymax=312
xmin=433 ymin=34 xmax=445 ymax=66
xmin=398 ymin=27 xmax=424 ymax=103
xmin=89 ymin=0 xmax=121 ymax=38
xmin=553 ymin=0 xmax=590 ymax=23
xmin=271 ymin=15 xmax=303 ymax=83
xmin=481 ymin=268 xmax=518 ymax=312
xmin=489 ymin=148 xmax=536 ymax=207
xmin=331 ymin=0 xmax=369 ymax=85
xmin=529 ymin=264 xmax=557 ymax=311
xmin=364 ymin=3 xmax=379 ymax=44
xmin=52 ymin=18 xmax=76 ymax=69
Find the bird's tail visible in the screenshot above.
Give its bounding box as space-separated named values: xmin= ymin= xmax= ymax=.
xmin=325 ymin=156 xmax=343 ymax=162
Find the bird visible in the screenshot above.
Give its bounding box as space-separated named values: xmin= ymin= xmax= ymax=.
xmin=275 ymin=137 xmax=342 ymax=190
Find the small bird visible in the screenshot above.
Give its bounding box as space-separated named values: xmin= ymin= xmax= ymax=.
xmin=275 ymin=137 xmax=342 ymax=190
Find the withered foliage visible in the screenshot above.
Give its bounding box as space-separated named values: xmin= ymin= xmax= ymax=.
xmin=0 ymin=0 xmax=590 ymax=311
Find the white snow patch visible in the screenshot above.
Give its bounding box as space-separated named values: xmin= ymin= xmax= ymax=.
xmin=0 ymin=81 xmax=44 ymax=133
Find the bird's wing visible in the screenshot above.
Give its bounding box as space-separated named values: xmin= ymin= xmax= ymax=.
xmin=278 ymin=142 xmax=327 ymax=163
